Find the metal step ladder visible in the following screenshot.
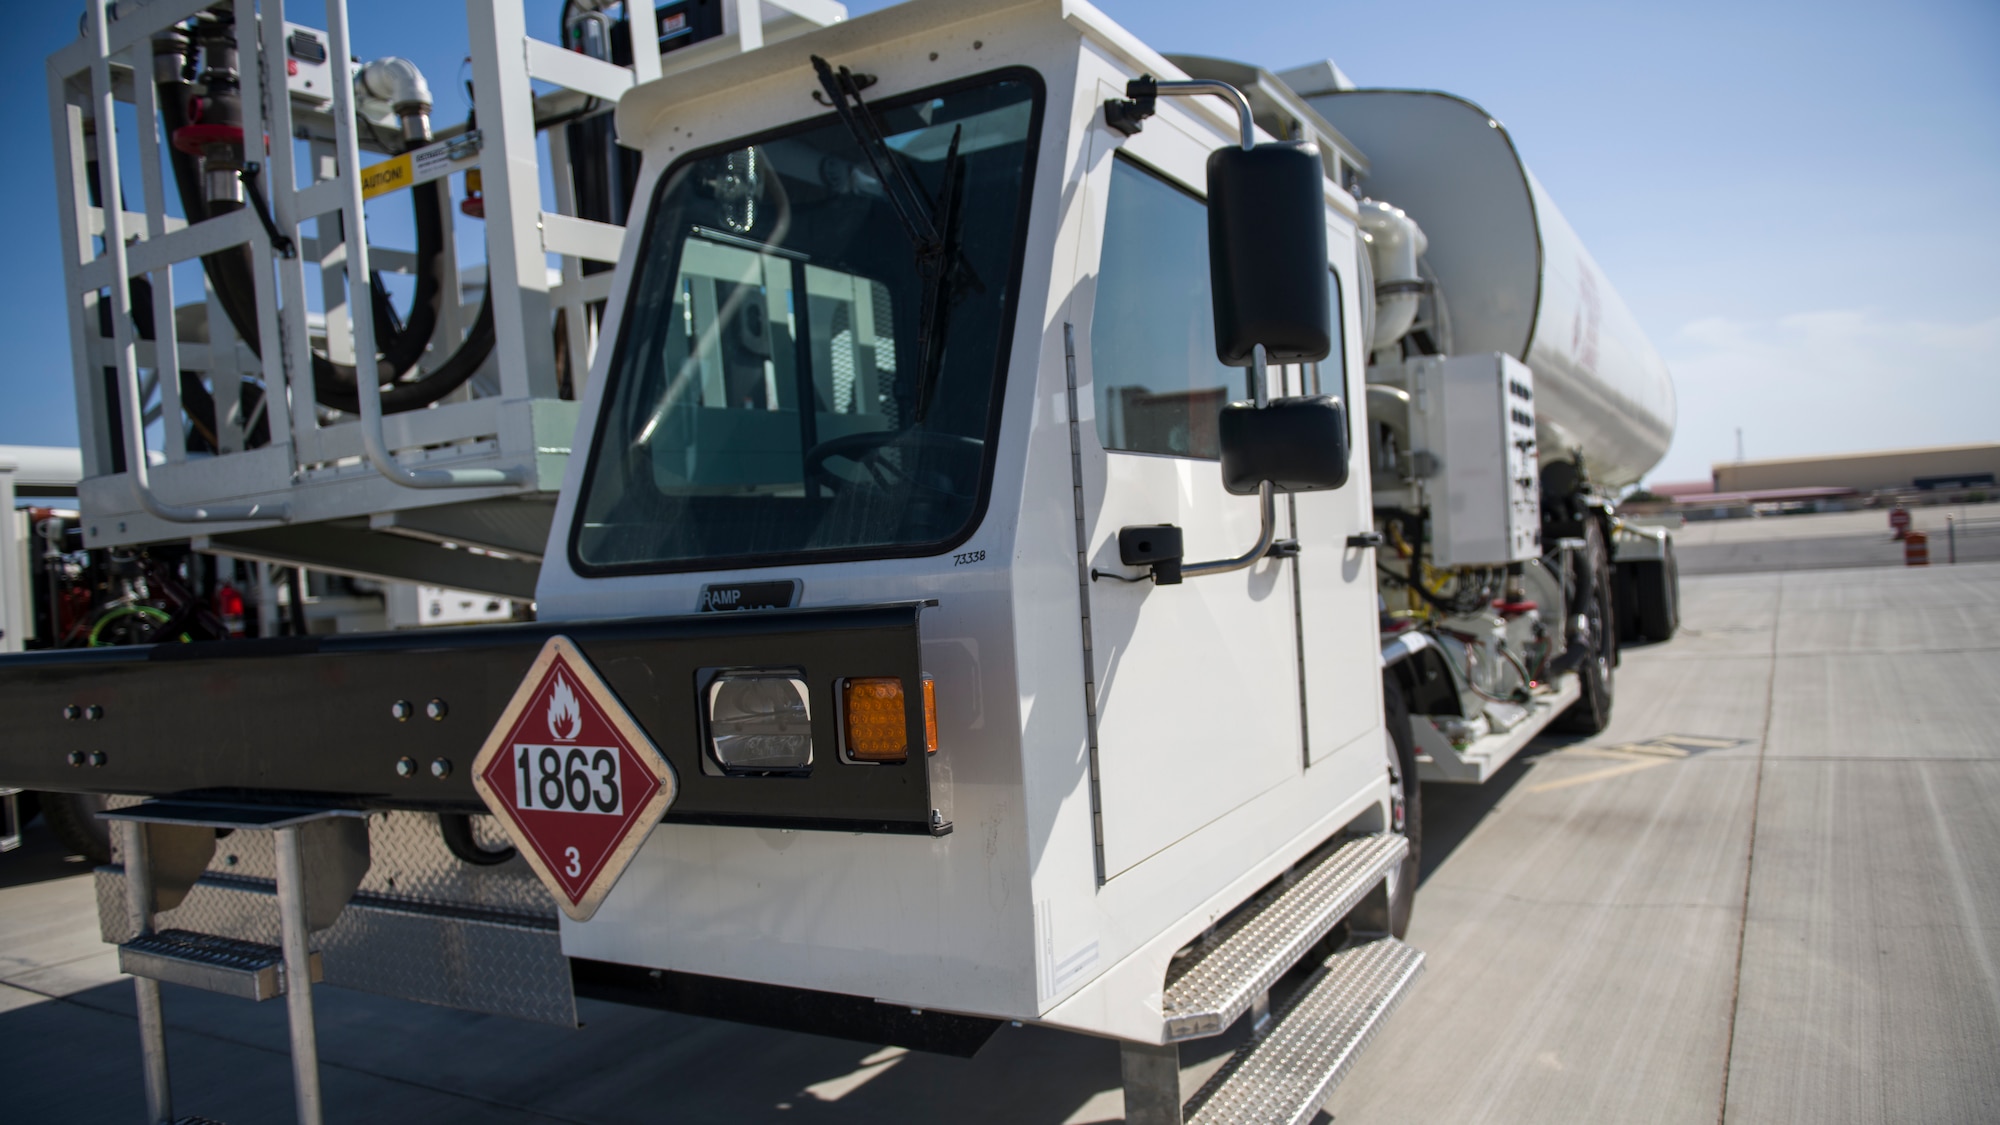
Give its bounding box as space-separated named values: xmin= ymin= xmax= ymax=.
xmin=102 ymin=801 xmax=370 ymax=1125
xmin=1121 ymin=834 xmax=1425 ymax=1125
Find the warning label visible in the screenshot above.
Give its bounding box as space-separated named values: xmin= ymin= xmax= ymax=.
xmin=359 ymin=132 xmax=481 ymax=201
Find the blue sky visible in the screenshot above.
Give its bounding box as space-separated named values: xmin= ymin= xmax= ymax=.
xmin=3 ymin=0 xmax=1994 ymax=484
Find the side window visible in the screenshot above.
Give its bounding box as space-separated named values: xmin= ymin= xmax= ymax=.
xmin=1091 ymin=158 xmax=1243 ymax=459
xmin=1314 ymin=265 xmax=1351 ymax=446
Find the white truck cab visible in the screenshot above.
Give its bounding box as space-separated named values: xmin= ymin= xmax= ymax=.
xmin=538 ymin=1 xmax=1400 ymax=1051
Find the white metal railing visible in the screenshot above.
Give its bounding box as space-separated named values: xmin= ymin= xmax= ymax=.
xmin=52 ymin=0 xmax=841 ymax=548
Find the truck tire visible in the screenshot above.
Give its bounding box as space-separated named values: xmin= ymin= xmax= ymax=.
xmin=1381 ymin=678 xmax=1422 ymax=939
xmin=1556 ymin=518 xmax=1616 ymax=735
xmin=1634 ymin=543 xmax=1680 ymax=642
xmin=41 ymin=791 xmax=113 ymax=864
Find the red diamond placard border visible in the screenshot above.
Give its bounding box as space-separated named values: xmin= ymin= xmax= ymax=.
xmin=470 ymin=635 xmax=678 ymax=922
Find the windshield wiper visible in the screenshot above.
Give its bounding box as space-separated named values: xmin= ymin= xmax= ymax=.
xmin=811 ymin=56 xmax=980 ymax=423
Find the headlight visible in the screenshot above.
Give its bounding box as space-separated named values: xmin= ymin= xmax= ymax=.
xmin=705 ymin=673 xmax=812 ymax=771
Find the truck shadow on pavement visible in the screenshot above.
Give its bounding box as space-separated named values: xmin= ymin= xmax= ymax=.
xmin=1416 ymin=733 xmax=1581 ymax=885
xmin=0 ymin=813 xmax=99 ymax=890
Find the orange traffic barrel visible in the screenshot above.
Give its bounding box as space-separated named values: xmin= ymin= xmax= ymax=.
xmin=1905 ymin=530 xmax=1929 ymax=566
xmin=1889 ymin=506 xmax=1911 ymax=539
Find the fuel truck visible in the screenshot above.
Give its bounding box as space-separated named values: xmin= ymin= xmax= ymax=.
xmin=6 ymin=1 xmax=1676 ymax=1121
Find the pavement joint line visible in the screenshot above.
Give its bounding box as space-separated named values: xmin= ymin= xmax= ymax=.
xmin=1636 ymin=645 xmax=2000 ymax=662
xmin=1 ymin=946 xmax=123 ymax=977
xmin=1754 ymin=756 xmax=2000 ymax=763
xmin=1716 ymin=572 xmax=1782 ymax=1125
xmin=1422 ymin=886 xmax=1742 ymax=912
xmin=0 ymin=974 xmax=598 ymax=1124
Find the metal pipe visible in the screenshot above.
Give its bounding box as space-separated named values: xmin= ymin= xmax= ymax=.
xmin=324 ymin=0 xmax=527 ymax=490
xmin=117 ymin=818 xmax=173 ymax=1123
xmin=1182 ymin=345 xmax=1276 ymax=579
xmin=1149 ymin=79 xmax=1257 ymax=150
xmin=1181 ymin=482 xmax=1277 ymax=579
xmin=1948 ymin=515 xmax=1957 ymax=564
xmin=88 ymin=1 xmax=288 ymax=524
xmin=255 ymin=561 xmax=279 ymax=637
xmin=274 ymin=824 xmax=324 ymax=1125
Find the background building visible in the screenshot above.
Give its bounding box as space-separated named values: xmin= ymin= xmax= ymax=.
xmin=1711 ymin=443 xmax=1999 ymax=495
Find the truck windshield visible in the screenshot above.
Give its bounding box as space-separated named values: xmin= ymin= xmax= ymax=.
xmin=571 ymin=73 xmax=1041 ymax=575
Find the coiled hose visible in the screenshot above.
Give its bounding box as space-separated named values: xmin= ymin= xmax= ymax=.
xmin=156 ymin=73 xmax=494 ymax=415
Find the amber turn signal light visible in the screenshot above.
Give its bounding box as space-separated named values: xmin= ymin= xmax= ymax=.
xmin=842 ymin=676 xmax=939 ymax=762
xmin=922 ymin=675 xmax=938 ymax=755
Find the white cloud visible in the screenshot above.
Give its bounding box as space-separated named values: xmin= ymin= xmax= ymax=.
xmin=1646 ymin=308 xmax=2000 ymax=484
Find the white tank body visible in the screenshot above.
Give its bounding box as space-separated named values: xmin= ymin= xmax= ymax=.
xmin=1294 ymin=86 xmax=1676 ymax=489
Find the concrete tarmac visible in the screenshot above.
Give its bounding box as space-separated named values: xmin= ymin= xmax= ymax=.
xmin=4 ymin=564 xmax=1998 ymax=1123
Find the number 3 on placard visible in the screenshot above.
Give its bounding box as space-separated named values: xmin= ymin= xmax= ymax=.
xmin=564 ymin=846 xmax=580 ymax=878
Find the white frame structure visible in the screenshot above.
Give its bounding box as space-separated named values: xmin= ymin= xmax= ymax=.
xmin=48 ymin=0 xmax=842 ymax=594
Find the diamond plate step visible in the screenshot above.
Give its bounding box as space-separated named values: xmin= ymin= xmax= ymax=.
xmin=119 ymin=929 xmax=321 ymax=1002
xmin=1184 ymin=937 xmax=1425 ymax=1125
xmin=1162 ymin=833 xmax=1407 ymax=1041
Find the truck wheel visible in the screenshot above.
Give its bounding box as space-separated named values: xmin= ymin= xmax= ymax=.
xmin=1635 ymin=542 xmax=1680 ymax=641
xmin=1556 ymin=519 xmax=1616 ymax=734
xmin=1381 ymin=679 xmax=1422 ymax=939
xmin=41 ymin=791 xmax=113 ymax=864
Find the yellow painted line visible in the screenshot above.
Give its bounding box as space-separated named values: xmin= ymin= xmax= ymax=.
xmin=1601 ymin=742 xmax=1691 ymax=759
xmin=1552 ymin=747 xmax=1654 ymax=762
xmin=1525 ymin=757 xmax=1672 ymax=795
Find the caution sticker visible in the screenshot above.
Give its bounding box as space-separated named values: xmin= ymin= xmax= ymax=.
xmin=360 ymin=152 xmax=413 ymax=199
xmin=360 ymin=131 xmax=483 ymax=201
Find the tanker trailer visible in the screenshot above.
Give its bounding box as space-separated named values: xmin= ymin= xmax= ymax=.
xmin=1173 ymin=55 xmax=1682 ymax=775
xmin=1309 ymin=76 xmax=1680 ymax=760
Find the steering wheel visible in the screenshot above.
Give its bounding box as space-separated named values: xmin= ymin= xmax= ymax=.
xmin=803 ymin=430 xmax=983 ymax=500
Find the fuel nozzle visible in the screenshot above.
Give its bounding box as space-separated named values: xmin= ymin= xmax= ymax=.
xmin=355 ymin=57 xmax=434 ymax=145
xmin=171 ymin=21 xmax=247 ymax=209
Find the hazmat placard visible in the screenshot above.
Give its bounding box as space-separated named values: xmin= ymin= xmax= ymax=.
xmin=470 ymin=635 xmax=677 ymax=921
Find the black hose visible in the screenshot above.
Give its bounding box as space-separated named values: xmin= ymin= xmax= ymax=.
xmin=438 ymin=813 xmax=517 ymax=866
xmin=1544 ymin=534 xmax=1601 ymax=676
xmin=157 ymin=76 xmax=493 ymax=414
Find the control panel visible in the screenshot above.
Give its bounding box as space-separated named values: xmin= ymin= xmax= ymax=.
xmin=1405 ymin=353 xmax=1541 ymax=567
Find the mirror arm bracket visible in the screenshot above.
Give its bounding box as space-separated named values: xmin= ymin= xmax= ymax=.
xmin=1105 ymin=76 xmax=1257 ymax=150
xmin=1182 ymin=481 xmax=1278 ymax=580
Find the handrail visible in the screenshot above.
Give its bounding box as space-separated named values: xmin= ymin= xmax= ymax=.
xmin=326 ymin=0 xmax=527 ymax=491
xmin=88 ymin=2 xmax=287 ymax=524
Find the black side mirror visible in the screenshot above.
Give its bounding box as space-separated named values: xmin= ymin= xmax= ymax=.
xmin=1207 ymin=142 xmax=1332 ymax=367
xmin=1219 ymin=395 xmax=1349 ymax=495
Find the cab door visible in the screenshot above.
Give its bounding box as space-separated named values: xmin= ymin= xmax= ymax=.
xmin=1074 ymin=116 xmax=1303 ymax=880
xmin=1290 ymin=223 xmax=1384 ymax=765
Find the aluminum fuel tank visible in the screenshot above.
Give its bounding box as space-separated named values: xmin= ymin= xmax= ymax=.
xmin=1295 ymin=87 xmax=1676 ymax=489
